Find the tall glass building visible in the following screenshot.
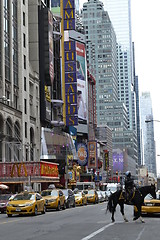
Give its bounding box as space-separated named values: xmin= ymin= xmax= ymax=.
xmin=103 ymin=0 xmax=135 ymax=131
xmin=81 ymin=0 xmax=138 ymax=175
xmin=140 ymin=92 xmax=157 ymax=176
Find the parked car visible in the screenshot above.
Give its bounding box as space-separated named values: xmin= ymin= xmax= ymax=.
xmin=61 ymin=189 xmax=76 ymax=208
xmin=6 ymin=192 xmax=46 ymax=217
xmin=85 ymin=189 xmax=98 ymax=204
xmin=0 ymin=194 xmax=12 ymax=213
xmin=134 ymin=193 xmax=160 ymax=216
xmin=97 ymin=191 xmax=105 ymax=202
xmin=41 ymin=189 xmax=66 ymax=211
xmin=74 ymin=191 xmax=87 ymax=206
xmin=101 ymin=191 xmax=108 ymax=201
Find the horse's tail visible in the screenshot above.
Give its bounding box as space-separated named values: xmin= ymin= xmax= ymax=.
xmin=106 ymin=194 xmax=114 ymax=213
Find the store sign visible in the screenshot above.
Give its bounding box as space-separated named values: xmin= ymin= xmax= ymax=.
xmin=40 ymin=162 xmax=59 ymax=178
xmin=0 ymin=162 xmax=59 ymax=178
xmin=11 ymin=163 xmax=28 ymax=177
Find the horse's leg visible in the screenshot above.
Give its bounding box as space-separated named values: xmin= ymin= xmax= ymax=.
xmin=133 ymin=205 xmax=141 ymax=221
xmin=111 ymin=202 xmax=117 ymax=222
xmin=119 ymin=202 xmax=128 ymax=222
xmin=139 ymin=216 xmax=145 ymax=223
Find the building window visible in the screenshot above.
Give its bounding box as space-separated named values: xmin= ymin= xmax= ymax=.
xmin=25 ymin=122 xmax=27 ymax=138
xmin=24 ymin=55 xmax=26 ymax=69
xmin=24 ymin=77 xmax=26 ymax=91
xmin=24 ymin=99 xmax=27 ymax=114
xmin=23 ymin=0 xmax=25 ymax=4
xmin=14 ymin=94 xmax=18 ymax=109
xmin=23 ymin=33 xmax=26 ymax=47
xmin=23 ymin=12 xmax=25 ymax=26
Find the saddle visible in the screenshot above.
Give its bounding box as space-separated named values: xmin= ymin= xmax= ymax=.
xmin=119 ymin=189 xmax=135 ymax=203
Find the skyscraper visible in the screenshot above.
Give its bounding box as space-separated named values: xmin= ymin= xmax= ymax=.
xmin=140 ymin=92 xmax=157 ymax=176
xmin=103 ymin=0 xmax=135 ymax=131
xmin=81 ymin=0 xmax=138 ymax=175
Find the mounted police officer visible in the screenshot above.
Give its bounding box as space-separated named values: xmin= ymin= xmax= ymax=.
xmin=124 ymin=171 xmax=135 ymax=201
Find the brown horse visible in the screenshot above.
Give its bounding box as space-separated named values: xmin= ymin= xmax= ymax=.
xmin=106 ymin=184 xmax=156 ymax=223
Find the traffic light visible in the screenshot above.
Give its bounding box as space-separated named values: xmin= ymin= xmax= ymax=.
xmin=116 ymin=171 xmax=118 ymax=175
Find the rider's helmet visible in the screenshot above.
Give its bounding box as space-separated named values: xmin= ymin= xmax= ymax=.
xmin=125 ymin=171 xmax=131 ymax=178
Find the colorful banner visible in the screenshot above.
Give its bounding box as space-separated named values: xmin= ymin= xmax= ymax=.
xmin=113 ymin=152 xmax=124 ymax=172
xmin=88 ymin=141 xmax=97 ymax=168
xmin=104 ymin=150 xmax=109 ymax=171
xmin=63 ymin=0 xmax=75 ymax=30
xmin=77 ymin=143 xmax=88 ymax=166
xmin=48 ymin=10 xmax=54 ymax=84
xmin=76 ymin=42 xmax=87 ymax=121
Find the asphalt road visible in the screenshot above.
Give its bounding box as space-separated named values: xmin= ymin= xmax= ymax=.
xmin=0 ymin=202 xmax=160 ymax=240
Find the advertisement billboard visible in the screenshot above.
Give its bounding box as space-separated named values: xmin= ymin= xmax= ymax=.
xmin=88 ymin=141 xmax=97 ymax=168
xmin=77 ymin=143 xmax=88 ymax=166
xmin=76 ymin=42 xmax=87 ymax=122
xmin=113 ymin=152 xmax=124 ymax=172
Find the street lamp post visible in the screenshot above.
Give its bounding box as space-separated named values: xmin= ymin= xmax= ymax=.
xmin=145 ymin=120 xmax=160 ymax=123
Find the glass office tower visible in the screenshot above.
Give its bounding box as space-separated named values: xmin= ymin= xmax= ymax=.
xmin=103 ymin=0 xmax=135 ymax=130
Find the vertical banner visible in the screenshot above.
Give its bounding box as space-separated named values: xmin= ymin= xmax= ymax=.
xmin=63 ymin=0 xmax=75 ymax=30
xmin=88 ymin=141 xmax=97 ymax=168
xmin=48 ymin=10 xmax=54 ymax=84
xmin=76 ymin=42 xmax=87 ymax=121
xmin=104 ymin=150 xmax=109 ymax=171
xmin=77 ymin=143 xmax=88 ymax=166
xmin=63 ymin=0 xmax=78 ymax=126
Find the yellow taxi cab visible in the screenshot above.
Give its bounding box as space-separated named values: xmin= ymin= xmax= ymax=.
xmin=134 ymin=193 xmax=160 ymax=215
xmin=85 ymin=189 xmax=98 ymax=204
xmin=74 ymin=191 xmax=87 ymax=206
xmin=6 ymin=191 xmax=46 ymax=217
xmin=41 ymin=189 xmax=66 ymax=211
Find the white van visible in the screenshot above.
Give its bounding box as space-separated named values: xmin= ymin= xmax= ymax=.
xmin=75 ymin=182 xmax=95 ymax=191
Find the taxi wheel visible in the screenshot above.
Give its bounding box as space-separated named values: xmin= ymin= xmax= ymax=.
xmin=67 ymin=201 xmax=70 ymax=208
xmin=63 ymin=202 xmax=66 ymax=210
xmin=73 ymin=200 xmax=76 ymax=208
xmin=7 ymin=214 xmax=12 ymax=217
xmin=56 ymin=202 xmax=61 ymax=211
xmin=42 ymin=205 xmax=46 ymax=214
xmin=34 ymin=206 xmax=38 ymax=216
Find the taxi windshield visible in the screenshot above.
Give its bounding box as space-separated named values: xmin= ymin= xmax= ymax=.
xmin=75 ymin=192 xmax=82 ymax=197
xmin=41 ymin=190 xmax=58 ymax=197
xmin=13 ymin=193 xmax=35 ymax=201
xmin=88 ymin=190 xmax=95 ymax=194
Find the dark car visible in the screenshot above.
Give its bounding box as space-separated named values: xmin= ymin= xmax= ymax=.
xmin=0 ymin=194 xmax=12 ymax=213
xmin=62 ymin=189 xmax=76 ymax=208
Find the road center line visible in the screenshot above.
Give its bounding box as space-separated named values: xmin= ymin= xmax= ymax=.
xmin=136 ymin=226 xmax=145 ymax=240
xmin=81 ymin=222 xmax=115 ymax=240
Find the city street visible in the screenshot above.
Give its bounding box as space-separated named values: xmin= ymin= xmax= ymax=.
xmin=0 ymin=202 xmax=160 ymax=240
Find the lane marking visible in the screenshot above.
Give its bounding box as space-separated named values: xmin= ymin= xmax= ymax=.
xmin=81 ymin=222 xmax=115 ymax=240
xmin=136 ymin=226 xmax=145 ymax=240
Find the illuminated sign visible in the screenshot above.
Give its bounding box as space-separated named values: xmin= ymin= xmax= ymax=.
xmin=63 ymin=0 xmax=75 ymax=30
xmin=104 ymin=150 xmax=109 ymax=171
xmin=63 ymin=13 xmax=78 ymax=125
xmin=88 ymin=141 xmax=97 ymax=168
xmin=0 ymin=162 xmax=59 ymax=179
xmin=77 ymin=143 xmax=88 ymax=166
xmin=40 ymin=162 xmax=59 ymax=178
